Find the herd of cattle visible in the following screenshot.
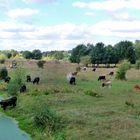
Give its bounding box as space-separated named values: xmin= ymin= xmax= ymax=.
xmin=67 ymin=67 xmax=114 ymax=88
xmin=0 ymin=66 xmax=114 ymax=110
xmin=0 ymin=75 xmax=40 ymax=110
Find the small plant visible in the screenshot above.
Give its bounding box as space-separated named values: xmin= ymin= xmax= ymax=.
xmin=116 ymin=60 xmax=131 ymax=80
xmin=37 ymin=60 xmax=46 ymax=68
xmin=84 ymin=90 xmax=100 ymax=97
xmin=0 ymin=67 xmax=8 ymax=80
xmin=135 ymin=59 xmax=140 ymax=69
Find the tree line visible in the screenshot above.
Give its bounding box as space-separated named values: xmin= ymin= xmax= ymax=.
xmin=0 ymin=40 xmax=140 ymax=65
xmin=70 ymin=40 xmax=140 ymax=65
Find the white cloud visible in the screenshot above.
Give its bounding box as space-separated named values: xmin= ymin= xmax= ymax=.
xmin=84 ymin=12 xmax=94 ymax=16
xmin=7 ymin=8 xmax=39 ymax=19
xmin=111 ymin=12 xmax=135 ymax=21
xmin=73 ymin=0 xmax=140 ymax=11
xmin=0 ymin=20 xmax=140 ymax=51
xmin=22 ymin=0 xmax=58 ymax=4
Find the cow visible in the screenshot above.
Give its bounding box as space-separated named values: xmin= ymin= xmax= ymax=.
xmin=92 ymin=68 xmax=96 ymax=72
xmin=108 ymin=71 xmax=114 ymax=76
xmin=33 ymin=77 xmax=40 ymax=84
xmin=20 ymin=84 xmax=26 ymax=93
xmin=0 ymin=96 xmax=17 ymax=110
xmin=66 ymin=73 xmax=76 ymax=85
xmin=26 ymin=75 xmax=31 ymax=82
xmin=102 ymin=80 xmax=112 ymax=88
xmin=4 ymin=76 xmax=11 ymax=83
xmin=70 ymin=77 xmax=76 ymax=85
xmin=82 ymin=67 xmax=87 ymax=71
xmin=98 ymin=75 xmax=106 ymax=81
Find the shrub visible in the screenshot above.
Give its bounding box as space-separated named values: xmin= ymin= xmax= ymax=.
xmin=135 ymin=59 xmax=140 ymax=69
xmin=37 ymin=60 xmax=46 ymax=68
xmin=84 ymin=90 xmax=100 ymax=97
xmin=7 ymin=67 xmax=26 ymax=95
xmin=0 ymin=54 xmax=6 ymax=64
xmin=33 ymin=100 xmax=61 ymax=133
xmin=116 ymin=60 xmax=131 ymax=80
xmin=0 ymin=67 xmax=8 ymax=80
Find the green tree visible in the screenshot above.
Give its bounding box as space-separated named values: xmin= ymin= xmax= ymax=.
xmin=22 ymin=51 xmax=33 ymax=59
xmin=70 ymin=44 xmax=88 ymax=63
xmin=134 ymin=40 xmax=140 ymax=60
xmin=115 ymin=41 xmax=136 ymax=63
xmin=90 ymin=42 xmax=105 ymax=65
xmin=32 ymin=49 xmax=42 ymax=60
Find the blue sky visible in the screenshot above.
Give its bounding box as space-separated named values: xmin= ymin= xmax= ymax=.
xmin=0 ymin=0 xmax=140 ymax=51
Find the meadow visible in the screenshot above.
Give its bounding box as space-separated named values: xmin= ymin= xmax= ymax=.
xmin=1 ymin=60 xmax=140 ymax=140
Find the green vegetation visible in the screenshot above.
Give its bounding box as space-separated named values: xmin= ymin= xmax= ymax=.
xmin=36 ymin=60 xmax=46 ymax=68
xmin=116 ymin=60 xmax=131 ymax=80
xmin=135 ymin=59 xmax=140 ymax=69
xmin=0 ymin=60 xmax=140 ymax=140
xmin=7 ymin=67 xmax=26 ymax=95
xmin=0 ymin=67 xmax=8 ymax=80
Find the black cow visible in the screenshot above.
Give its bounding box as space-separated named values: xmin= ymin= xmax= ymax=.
xmin=33 ymin=77 xmax=40 ymax=84
xmin=26 ymin=75 xmax=31 ymax=82
xmin=108 ymin=71 xmax=114 ymax=76
xmin=20 ymin=84 xmax=26 ymax=93
xmin=98 ymin=75 xmax=106 ymax=81
xmin=4 ymin=76 xmax=11 ymax=83
xmin=69 ymin=77 xmax=76 ymax=85
xmin=92 ymin=68 xmax=96 ymax=72
xmin=0 ymin=96 xmax=17 ymax=110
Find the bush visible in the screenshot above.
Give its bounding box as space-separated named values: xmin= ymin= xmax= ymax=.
xmin=7 ymin=67 xmax=26 ymax=95
xmin=0 ymin=54 xmax=6 ymax=64
xmin=37 ymin=60 xmax=46 ymax=68
xmin=84 ymin=90 xmax=100 ymax=97
xmin=33 ymin=100 xmax=61 ymax=132
xmin=116 ymin=60 xmax=131 ymax=80
xmin=0 ymin=67 xmax=8 ymax=80
xmin=135 ymin=59 xmax=140 ymax=69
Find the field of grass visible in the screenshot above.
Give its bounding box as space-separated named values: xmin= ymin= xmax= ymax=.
xmin=1 ymin=60 xmax=140 ymax=140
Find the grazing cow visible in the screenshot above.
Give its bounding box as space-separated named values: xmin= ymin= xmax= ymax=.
xmin=82 ymin=67 xmax=87 ymax=71
xmin=92 ymin=68 xmax=96 ymax=72
xmin=0 ymin=96 xmax=17 ymax=110
xmin=108 ymin=71 xmax=114 ymax=76
xmin=20 ymin=84 xmax=26 ymax=93
xmin=26 ymin=75 xmax=31 ymax=82
xmin=4 ymin=76 xmax=11 ymax=83
xmin=102 ymin=80 xmax=112 ymax=88
xmin=33 ymin=77 xmax=40 ymax=84
xmin=66 ymin=73 xmax=76 ymax=85
xmin=70 ymin=77 xmax=76 ymax=85
xmin=98 ymin=75 xmax=106 ymax=81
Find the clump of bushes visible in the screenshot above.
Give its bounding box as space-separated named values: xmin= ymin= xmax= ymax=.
xmin=135 ymin=59 xmax=140 ymax=69
xmin=116 ymin=60 xmax=131 ymax=80
xmin=0 ymin=54 xmax=6 ymax=64
xmin=0 ymin=67 xmax=8 ymax=80
xmin=7 ymin=67 xmax=26 ymax=95
xmin=37 ymin=60 xmax=46 ymax=68
xmin=33 ymin=100 xmax=62 ymax=133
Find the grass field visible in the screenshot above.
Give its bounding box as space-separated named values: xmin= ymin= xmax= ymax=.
xmin=1 ymin=60 xmax=140 ymax=140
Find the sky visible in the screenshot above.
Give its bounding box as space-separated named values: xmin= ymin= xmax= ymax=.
xmin=0 ymin=0 xmax=140 ymax=51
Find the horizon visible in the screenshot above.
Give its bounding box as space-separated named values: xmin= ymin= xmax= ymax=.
xmin=0 ymin=0 xmax=140 ymax=51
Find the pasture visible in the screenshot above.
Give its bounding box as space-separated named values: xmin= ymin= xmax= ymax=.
xmin=1 ymin=60 xmax=140 ymax=140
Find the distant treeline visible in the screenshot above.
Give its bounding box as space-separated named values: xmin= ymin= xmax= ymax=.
xmin=0 ymin=40 xmax=140 ymax=65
